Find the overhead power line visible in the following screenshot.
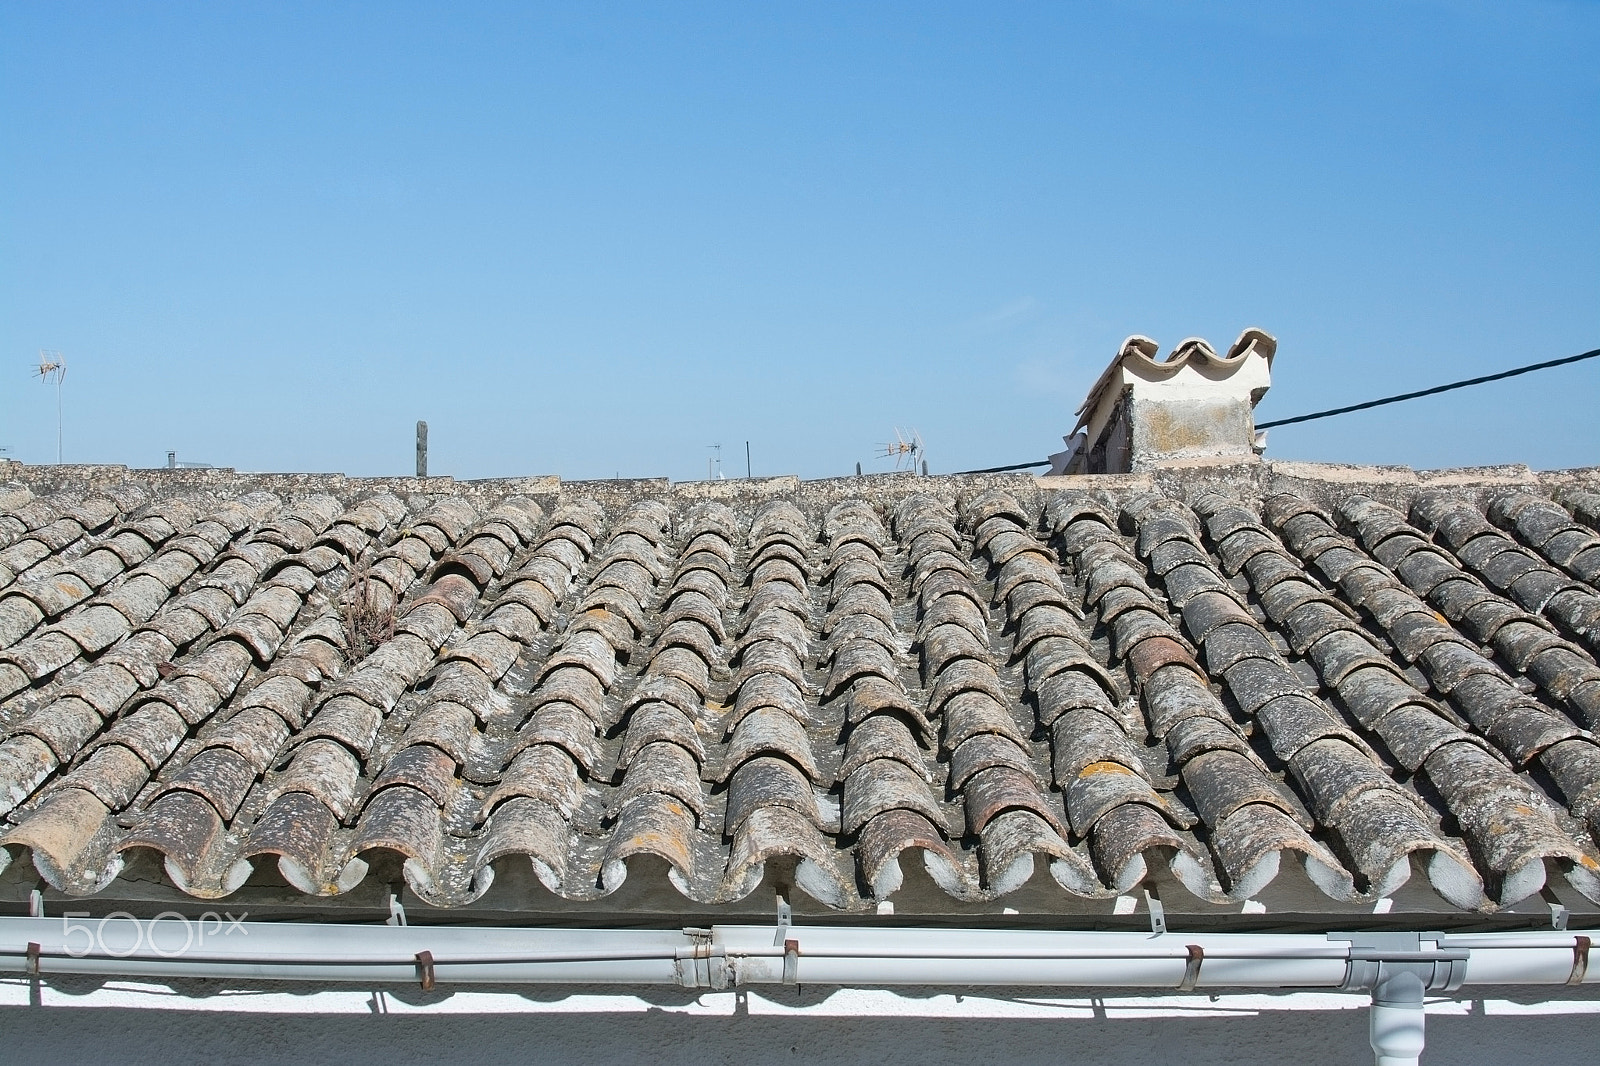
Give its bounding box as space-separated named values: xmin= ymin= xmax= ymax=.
xmin=1255 ymin=344 xmax=1600 ymax=429
xmin=951 ymin=344 xmax=1600 ymax=476
xmin=957 ymin=459 xmax=1052 ymax=474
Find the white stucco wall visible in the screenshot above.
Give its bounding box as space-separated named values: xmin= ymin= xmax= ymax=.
xmin=2 ymin=980 xmax=1596 ymax=1064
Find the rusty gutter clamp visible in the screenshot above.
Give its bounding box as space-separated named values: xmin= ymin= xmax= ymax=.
xmin=1567 ymin=935 xmax=1591 ymax=986
xmin=414 ymin=951 xmax=435 ymax=992
xmin=675 ymin=928 xmax=730 ymax=991
xmin=1176 ymin=944 xmax=1203 ymax=991
xmin=774 ymin=892 xmax=800 ymax=985
xmin=26 ymin=942 xmax=40 ymax=977
xmin=782 ymin=939 xmax=800 ymax=985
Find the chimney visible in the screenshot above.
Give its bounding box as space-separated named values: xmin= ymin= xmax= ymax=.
xmin=1050 ymin=328 xmax=1276 ymax=474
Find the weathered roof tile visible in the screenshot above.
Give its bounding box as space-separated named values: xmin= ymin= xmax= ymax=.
xmin=0 ymin=466 xmax=1596 ymax=920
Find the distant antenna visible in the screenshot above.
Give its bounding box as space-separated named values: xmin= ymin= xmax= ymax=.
xmin=34 ymin=351 xmax=66 ymax=464
xmin=877 ymin=428 xmax=925 ymax=471
xmin=707 ymin=443 xmax=724 ymax=480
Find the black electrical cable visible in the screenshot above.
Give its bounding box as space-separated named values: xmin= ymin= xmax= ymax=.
xmin=953 ymin=344 xmax=1599 ymax=475
xmin=1255 ymin=345 xmax=1600 ymax=429
xmin=956 ymin=459 xmax=1053 ymax=474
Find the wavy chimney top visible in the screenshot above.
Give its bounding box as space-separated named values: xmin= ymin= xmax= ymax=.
xmin=1050 ymin=328 xmax=1277 ymax=476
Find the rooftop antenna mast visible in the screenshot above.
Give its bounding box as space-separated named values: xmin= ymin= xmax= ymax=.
xmin=707 ymin=443 xmax=724 ymax=480
xmin=34 ymin=351 xmax=66 ymax=465
xmin=877 ymin=427 xmax=925 ymax=472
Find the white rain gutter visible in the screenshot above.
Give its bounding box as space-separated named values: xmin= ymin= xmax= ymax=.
xmin=0 ymin=917 xmax=1592 ymax=1066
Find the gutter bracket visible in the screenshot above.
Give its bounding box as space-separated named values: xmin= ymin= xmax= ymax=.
xmin=1541 ymin=887 xmax=1570 ymax=931
xmin=28 ymin=889 xmax=43 ymax=919
xmin=773 ymin=892 xmax=792 ymax=947
xmin=1143 ymin=886 xmax=1166 ymax=936
xmin=387 ymin=894 xmax=407 ymax=927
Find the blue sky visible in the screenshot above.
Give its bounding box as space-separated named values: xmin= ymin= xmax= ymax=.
xmin=1 ymin=2 xmax=1595 ymax=481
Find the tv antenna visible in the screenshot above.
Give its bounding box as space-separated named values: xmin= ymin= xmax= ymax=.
xmin=707 ymin=443 xmax=724 ymax=480
xmin=34 ymin=351 xmax=66 ymax=464
xmin=877 ymin=428 xmax=925 ymax=471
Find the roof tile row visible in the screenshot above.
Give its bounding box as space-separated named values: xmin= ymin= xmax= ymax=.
xmin=0 ymin=469 xmax=1596 ymax=918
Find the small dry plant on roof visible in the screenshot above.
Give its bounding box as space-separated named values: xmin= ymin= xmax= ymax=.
xmin=341 ymin=561 xmax=397 ymax=661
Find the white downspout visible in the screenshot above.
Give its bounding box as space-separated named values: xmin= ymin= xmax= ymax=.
xmin=1370 ymin=967 xmax=1427 ymax=1066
